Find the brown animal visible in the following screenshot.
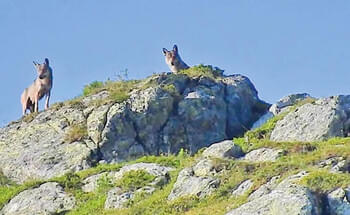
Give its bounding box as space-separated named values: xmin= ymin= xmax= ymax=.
xmin=21 ymin=58 xmax=53 ymax=115
xmin=162 ymin=45 xmax=189 ymax=73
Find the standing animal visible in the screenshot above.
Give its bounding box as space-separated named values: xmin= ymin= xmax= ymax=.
xmin=162 ymin=45 xmax=189 ymax=73
xmin=21 ymin=58 xmax=53 ymax=115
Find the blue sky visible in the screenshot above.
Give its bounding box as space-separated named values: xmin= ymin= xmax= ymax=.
xmin=1 ymin=1 xmax=350 ymax=126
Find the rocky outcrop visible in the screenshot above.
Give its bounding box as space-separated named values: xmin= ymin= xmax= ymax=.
xmin=0 ymin=182 xmax=75 ymax=215
xmin=270 ymin=96 xmax=350 ymax=142
xmin=202 ymin=140 xmax=243 ymax=160
xmin=251 ymin=93 xmax=312 ymax=129
xmin=226 ymin=172 xmax=320 ymax=215
xmin=0 ymin=72 xmax=268 ymax=183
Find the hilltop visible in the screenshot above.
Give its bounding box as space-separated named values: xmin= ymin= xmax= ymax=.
xmin=1 ymin=66 xmax=350 ymax=214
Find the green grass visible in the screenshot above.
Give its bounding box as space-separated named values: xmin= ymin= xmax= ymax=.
xmin=179 ymin=64 xmax=223 ymax=80
xmin=299 ymin=170 xmax=350 ymax=193
xmin=115 ymin=170 xmax=156 ymax=191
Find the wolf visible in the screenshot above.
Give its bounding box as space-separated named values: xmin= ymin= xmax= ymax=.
xmin=21 ymin=58 xmax=53 ymax=115
xmin=162 ymin=45 xmax=189 ymax=73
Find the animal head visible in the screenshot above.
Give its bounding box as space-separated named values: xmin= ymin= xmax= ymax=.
xmin=33 ymin=58 xmax=49 ymax=79
xmin=163 ymin=45 xmax=181 ymax=67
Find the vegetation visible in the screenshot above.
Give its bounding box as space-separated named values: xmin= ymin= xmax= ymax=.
xmin=2 ymin=133 xmax=350 ymax=214
xmin=64 ymin=124 xmax=88 ymax=143
xmin=179 ymin=64 xmax=223 ymax=80
xmin=115 ymin=170 xmax=156 ymax=191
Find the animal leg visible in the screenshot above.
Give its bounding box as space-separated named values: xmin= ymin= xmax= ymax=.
xmin=45 ymin=92 xmax=50 ymax=110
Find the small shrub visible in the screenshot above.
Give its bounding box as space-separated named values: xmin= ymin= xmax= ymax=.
xmin=64 ymin=124 xmax=88 ymax=143
xmin=55 ymin=172 xmax=82 ymax=190
xmin=115 ymin=170 xmax=156 ymax=191
xmin=83 ymin=81 xmax=104 ymax=97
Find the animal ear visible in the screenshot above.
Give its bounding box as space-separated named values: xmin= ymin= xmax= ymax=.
xmin=44 ymin=58 xmax=49 ymax=65
xmin=173 ymin=45 xmax=178 ymax=53
xmin=33 ymin=61 xmax=39 ymax=67
xmin=162 ymin=48 xmax=168 ymax=55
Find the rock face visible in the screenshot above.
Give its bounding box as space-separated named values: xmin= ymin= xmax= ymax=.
xmin=327 ymin=187 xmax=350 ymax=215
xmin=271 ymin=96 xmax=350 ymax=142
xmin=226 ymin=172 xmax=320 ymax=215
xmin=0 ymin=72 xmax=268 ymax=182
xmin=168 ymin=167 xmax=220 ymax=200
xmin=251 ymin=93 xmax=312 ymax=129
xmin=0 ymin=182 xmax=75 ymax=215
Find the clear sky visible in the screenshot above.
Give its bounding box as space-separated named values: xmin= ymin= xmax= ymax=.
xmin=1 ymin=0 xmax=350 ymax=126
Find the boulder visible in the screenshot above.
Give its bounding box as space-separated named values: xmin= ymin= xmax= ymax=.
xmin=226 ymin=172 xmax=320 ymax=215
xmin=168 ymin=168 xmax=220 ymax=200
xmin=242 ymin=148 xmax=284 ymax=162
xmin=202 ymin=140 xmax=244 ymax=159
xmin=0 ymin=182 xmax=75 ymax=215
xmin=232 ymin=179 xmax=253 ymax=197
xmin=271 ymin=96 xmax=350 ymax=142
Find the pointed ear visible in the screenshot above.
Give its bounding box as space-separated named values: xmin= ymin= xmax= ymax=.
xmin=33 ymin=61 xmax=39 ymax=67
xmin=162 ymin=48 xmax=168 ymax=55
xmin=173 ymin=45 xmax=178 ymax=53
xmin=44 ymin=58 xmax=49 ymax=65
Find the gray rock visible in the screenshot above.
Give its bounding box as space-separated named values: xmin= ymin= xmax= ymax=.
xmin=232 ymin=180 xmax=254 ymax=197
xmin=327 ymin=187 xmax=350 ymax=215
xmin=193 ymin=159 xmax=216 ymax=177
xmin=251 ymin=93 xmax=312 ymax=129
xmin=226 ymin=172 xmax=320 ymax=215
xmin=0 ymin=106 xmax=93 ymax=183
xmin=0 ymin=72 xmax=268 ymax=182
xmin=81 ymin=172 xmax=107 ymax=193
xmin=0 ymin=182 xmax=75 ymax=215
xmin=318 ymin=157 xmax=350 ymax=173
xmin=271 ymin=96 xmax=350 ymax=142
xmin=202 ymin=140 xmax=243 ymax=160
xmin=87 ymin=104 xmax=111 ymax=145
xmin=168 ymin=167 xmax=220 ymax=200
xmin=242 ymin=148 xmax=284 ymax=162
xmin=105 ymin=187 xmax=133 ymax=209
xmin=270 ymin=93 xmax=312 ymax=115
xmin=248 ymin=176 xmax=280 ymax=201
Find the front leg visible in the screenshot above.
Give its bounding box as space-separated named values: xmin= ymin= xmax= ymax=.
xmin=45 ymin=91 xmax=51 ymax=110
xmin=34 ymin=94 xmax=39 ymax=112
